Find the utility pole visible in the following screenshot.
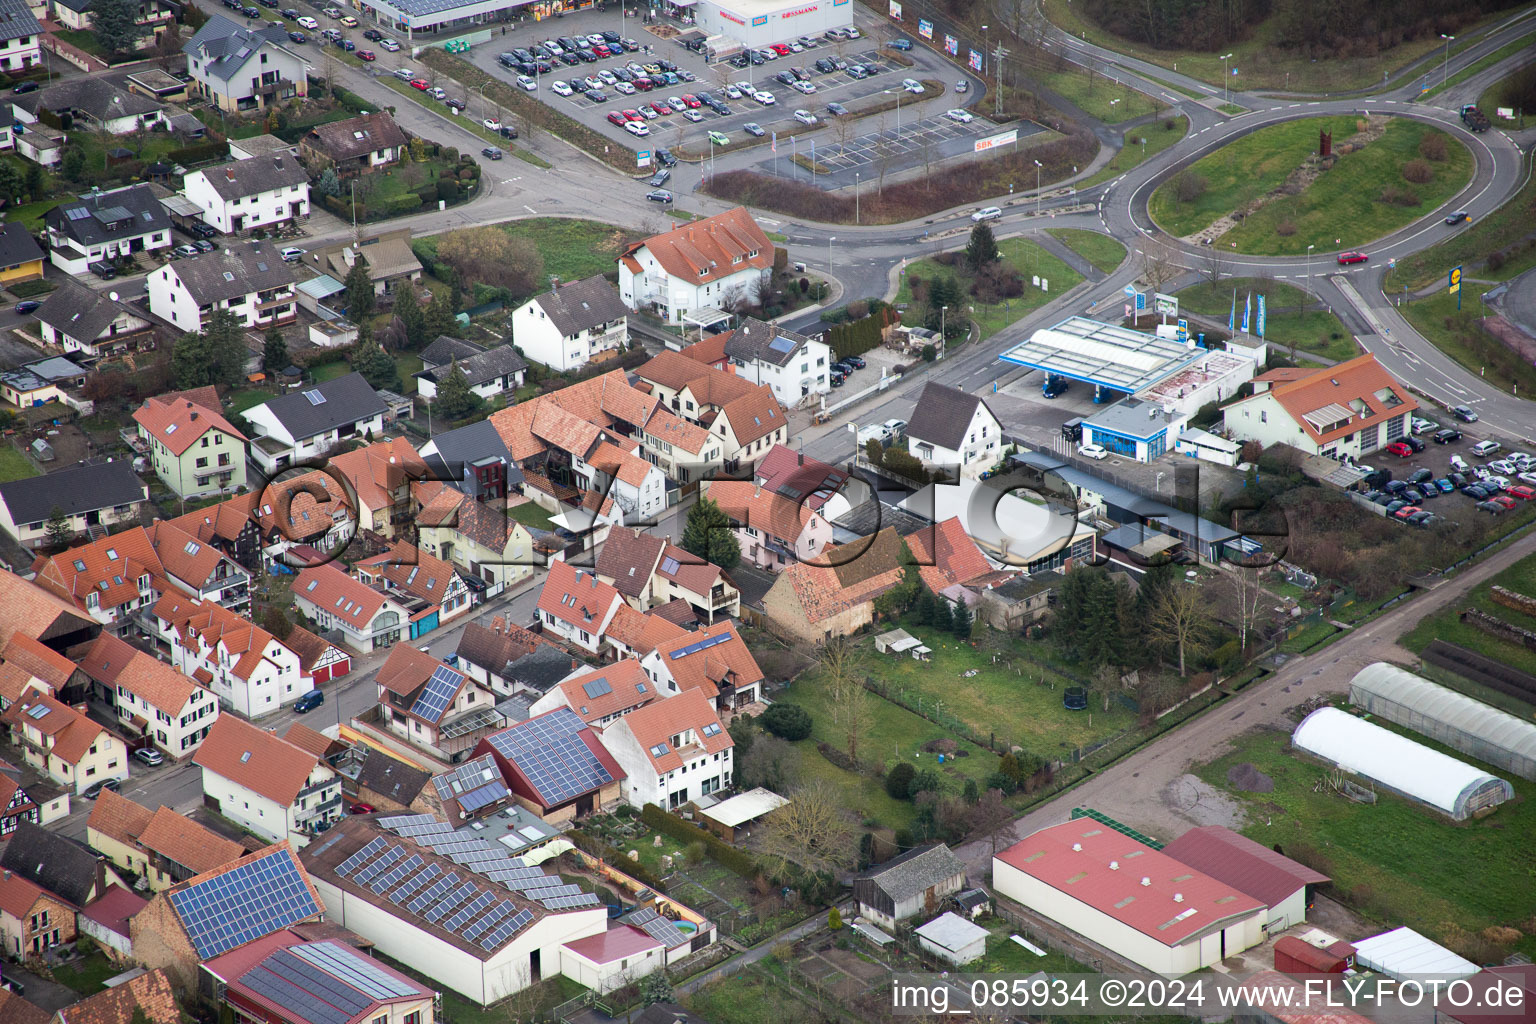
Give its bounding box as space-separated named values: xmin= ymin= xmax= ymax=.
xmin=1220 ymin=53 xmax=1233 ymax=104
xmin=992 ymin=41 xmax=1010 ymax=119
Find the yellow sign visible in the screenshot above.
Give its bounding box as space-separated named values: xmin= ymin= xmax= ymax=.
xmin=1449 ymin=266 xmax=1462 ymax=293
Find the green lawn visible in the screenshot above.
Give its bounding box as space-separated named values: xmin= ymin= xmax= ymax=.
xmin=1033 ymin=64 xmax=1162 ymax=123
xmin=310 ymin=361 xmax=352 ymax=384
xmin=0 ymin=443 xmax=39 ymax=483
xmin=1392 ymin=149 xmax=1536 ymax=288
xmin=52 ymin=950 xmax=117 ymax=995
xmin=1198 ymin=728 xmax=1536 ymax=957
xmin=973 ymin=917 xmax=1094 ymax=975
xmin=5 ymin=197 xmax=60 ymax=233
xmin=413 ymin=218 xmax=636 ymax=287
xmin=1076 ymin=115 xmax=1189 ymax=189
xmin=1398 ymin=286 xmax=1536 ymax=397
xmin=393 ymin=352 xmax=423 ymax=395
xmin=507 ymin=499 xmax=559 ymax=532
xmin=1400 ymin=551 xmax=1536 ymax=679
xmin=1174 ymin=278 xmax=1356 ymax=361
xmin=844 ymin=625 xmax=1134 ymax=759
xmin=1151 ymin=117 xmax=1473 ymax=255
xmin=685 ymin=966 xmax=824 ymax=1024
xmin=897 ymin=238 xmax=1083 ymax=343
xmin=1046 ymin=228 xmax=1127 ymax=274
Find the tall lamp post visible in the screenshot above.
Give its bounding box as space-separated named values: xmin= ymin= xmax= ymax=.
xmin=1033 ymin=158 xmax=1042 ymax=226
xmin=827 ymin=236 xmax=835 ymax=279
xmin=1220 ymin=53 xmax=1233 ymax=104
xmin=881 ymin=88 xmax=904 ymax=133
xmin=1440 ymin=33 xmax=1455 ymax=88
xmin=1306 ymin=243 xmax=1315 ymax=302
xmin=940 ymin=304 xmax=948 ymax=343
xmin=854 ymin=172 xmax=861 ymax=225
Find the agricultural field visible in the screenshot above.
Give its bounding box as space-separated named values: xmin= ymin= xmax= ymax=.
xmin=1401 ymin=552 xmax=1536 ymax=679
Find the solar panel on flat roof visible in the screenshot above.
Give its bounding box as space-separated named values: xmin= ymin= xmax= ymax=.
xmin=412 ymin=664 xmax=465 ymax=724
xmin=391 ymin=820 xmax=456 ymax=840
xmin=377 ymin=813 xmax=435 ymax=828
xmin=388 ymin=862 xmax=439 ymax=905
xmin=168 ymin=849 xmax=322 ymax=959
xmin=518 ymin=882 xmax=582 ymax=900
xmin=457 ymin=779 xmax=510 ymax=814
xmin=289 ymin=941 xmax=419 ymax=1001
xmin=624 ymin=906 xmax=689 ymax=947
xmin=423 ymin=837 xmax=494 ymax=857
xmin=424 ymin=881 xmax=478 ymax=923
xmin=352 ymin=845 xmax=404 ymax=886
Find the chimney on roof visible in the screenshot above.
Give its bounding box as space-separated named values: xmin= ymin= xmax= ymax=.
xmin=798 ymin=451 xmax=803 ymax=465
xmin=1173 ymin=893 xmax=1184 ymax=903
xmin=190 ymin=411 xmax=199 ymax=421
xmin=225 ymin=167 xmax=235 ymax=181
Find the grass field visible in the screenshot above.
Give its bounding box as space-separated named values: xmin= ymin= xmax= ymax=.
xmin=685 ymin=966 xmax=823 ymax=1024
xmin=846 ymin=625 xmax=1134 ymax=759
xmin=1047 ymin=228 xmax=1127 ymax=273
xmin=1034 ymin=64 xmax=1162 ymax=123
xmin=1199 ymin=728 xmax=1536 ymax=957
xmin=413 ymin=218 xmax=634 ymax=286
xmin=0 ymin=444 xmax=39 ymax=483
xmin=52 ymin=950 xmax=117 ymax=995
xmin=1392 ymin=149 xmax=1536 ymax=288
xmin=1174 ymin=278 xmax=1356 ymax=361
xmin=1077 ymin=115 xmax=1189 ymax=189
xmin=309 ymin=352 xmax=423 ymax=393
xmin=1401 ymin=551 xmax=1536 ymax=679
xmin=507 ymin=499 xmax=559 ymax=532
xmin=896 ymin=238 xmax=1083 ymax=343
xmin=1150 ymin=117 xmax=1473 ymax=255
xmin=1038 ymin=0 xmax=1509 ymax=94
xmin=1398 ymin=287 xmax=1536 ymax=397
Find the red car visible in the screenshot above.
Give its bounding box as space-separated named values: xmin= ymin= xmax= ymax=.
xmin=1385 ymin=441 xmax=1414 ymax=458
xmin=650 ymin=101 xmax=671 ymax=115
xmin=1491 ymin=494 xmax=1519 ymax=510
xmin=592 ymin=43 xmax=611 ymax=56
xmin=357 ymin=49 xmax=375 ymax=61
xmin=1337 ymin=251 xmax=1369 ymax=264
xmin=770 ymin=42 xmax=792 ymax=55
xmin=682 ymin=93 xmax=701 ymax=108
xmin=1507 ymin=484 xmax=1536 ymax=501
xmin=606 ymin=111 xmax=628 ymax=126
xmin=349 ymin=802 xmax=376 ymax=814
xmin=1393 ymin=505 xmax=1422 ymax=521
xmin=622 ymin=108 xmax=644 ymax=121
xmin=633 ymin=76 xmax=654 ymax=91
xmin=410 ymin=78 xmax=429 ymax=90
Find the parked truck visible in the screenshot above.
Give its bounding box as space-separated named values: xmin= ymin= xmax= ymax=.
xmin=1460 ymin=104 xmax=1491 ymax=132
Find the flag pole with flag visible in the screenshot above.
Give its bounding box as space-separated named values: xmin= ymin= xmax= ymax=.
xmin=1229 ymin=289 xmax=1237 ymax=332
xmin=1257 ymin=294 xmax=1266 ymax=339
xmin=1241 ymin=292 xmax=1251 ymax=335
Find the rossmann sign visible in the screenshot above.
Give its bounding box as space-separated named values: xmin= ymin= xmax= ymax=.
xmin=719 ymin=8 xmax=745 ymax=23
xmin=778 ymin=2 xmax=821 ymax=18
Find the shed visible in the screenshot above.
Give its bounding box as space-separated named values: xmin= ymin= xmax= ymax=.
xmin=852 ymin=844 xmax=966 ymax=931
xmin=696 ymin=787 xmax=787 ymax=843
xmin=914 ymin=912 xmax=989 ymax=965
xmin=1272 ymin=935 xmax=1348 ymax=975
xmin=875 ymin=628 xmax=916 ymax=655
xmin=1160 ymin=825 xmax=1328 ymax=931
xmin=1351 ymin=926 xmax=1479 ymax=980
xmin=953 ymin=888 xmax=991 ymax=919
xmin=1292 ymin=707 xmax=1513 ymax=819
xmin=30 ymin=438 xmax=55 ymax=461
xmin=1347 ymin=662 xmax=1536 ymax=781
xmin=559 ymin=925 xmax=665 ymax=994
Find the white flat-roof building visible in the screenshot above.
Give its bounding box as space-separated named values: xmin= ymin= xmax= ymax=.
xmin=914 ymin=912 xmax=989 ymax=965
xmin=1352 ymin=927 xmax=1479 ymax=981
xmin=695 ymin=0 xmax=852 ymax=50
xmin=1000 ymin=317 xmax=1205 ymax=399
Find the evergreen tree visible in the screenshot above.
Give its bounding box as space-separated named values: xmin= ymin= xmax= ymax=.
xmin=23 ymin=161 xmax=43 ymax=200
xmin=350 ymin=343 xmax=400 ymax=390
xmin=395 ymin=286 xmax=426 ymax=349
xmin=263 ymin=328 xmax=288 ymax=372
xmin=344 ymin=260 xmax=376 ymax=324
xmin=316 ymin=167 xmax=342 ymax=197
xmin=171 ymin=330 xmax=213 ymax=389
xmin=930 ymin=595 xmax=954 ymax=634
xmin=638 ymin=972 xmax=673 ymax=1006
xmin=913 ymin=586 xmax=936 ymax=626
xmin=423 ymin=288 xmax=458 ymax=339
xmin=680 ymin=497 xmax=740 ymax=570
xmin=924 ymin=276 xmax=964 ymax=337
xmin=965 ymin=221 xmax=999 ymax=272
xmin=885 ymin=761 xmax=916 ymax=800
xmin=950 ymin=599 xmax=972 ymax=638
xmin=962 ymin=777 xmax=980 ymax=805
xmin=204 ymin=309 xmax=247 ymax=388
xmin=44 ymin=506 xmax=73 ymax=550
xmin=91 ymin=0 xmax=141 ymax=53
xmin=433 ymin=360 xmax=482 ymax=420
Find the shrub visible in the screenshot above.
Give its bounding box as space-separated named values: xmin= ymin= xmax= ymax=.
xmin=761 ymin=702 xmax=812 ymax=741
xmin=436 ymin=179 xmax=460 ymax=203
xmin=685 ymin=841 xmax=707 ymax=865
xmin=1378 ymin=185 xmax=1420 ymax=207
xmin=1487 ymin=249 xmax=1506 ymax=272
xmin=1275 ymin=220 xmax=1297 ymax=236
xmin=1173 ymin=170 xmax=1207 ymax=203
xmin=885 ymin=761 xmax=916 ymax=800
xmin=1401 ymin=159 xmax=1433 ymax=184
xmin=1418 ymin=133 xmax=1449 ymax=161
xmin=921 ymin=343 xmax=936 ymax=362
xmin=386 ymin=194 xmax=421 ymax=215
xmin=828 ymin=907 xmax=843 ymax=930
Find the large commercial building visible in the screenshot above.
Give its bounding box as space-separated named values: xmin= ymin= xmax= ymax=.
xmin=696 ymin=0 xmax=852 ymax=50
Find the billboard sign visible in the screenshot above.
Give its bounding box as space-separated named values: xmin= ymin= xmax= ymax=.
xmin=944 ymin=34 xmax=958 ymax=55
xmin=1154 ymin=292 xmax=1178 ymax=317
xmin=888 ymin=0 xmax=901 ymax=17
xmin=969 ymin=48 xmax=983 ymax=71
xmin=918 ymin=18 xmax=932 ymax=38
xmin=973 ymin=129 xmax=1018 ymax=153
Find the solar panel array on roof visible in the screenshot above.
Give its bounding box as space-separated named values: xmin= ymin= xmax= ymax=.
xmin=377 ymin=813 xmax=435 ymax=829
xmin=240 ymin=960 xmax=357 ymax=1024
xmin=457 ymin=778 xmax=509 ymax=814
xmin=388 ymin=862 xmax=439 ymax=904
xmin=541 ymin=893 xmax=602 ymax=910
xmin=412 ymin=664 xmax=464 ymax=724
xmin=485 ymin=710 xmax=615 ymax=806
xmin=370 ymin=853 xmax=422 ymax=895
xmin=768 ymin=335 xmax=797 ymax=353
xmin=462 ymin=901 xmax=515 ymax=942
xmin=390 ymin=820 xmax=455 ymax=840
xmin=289 ymin=941 xmax=420 ymax=1001
xmin=424 ymin=881 xmax=477 ymax=923
xmin=480 ymin=909 xmax=535 ymax=950
xmin=337 ymin=837 xmax=390 ymax=878
xmin=169 ymin=849 xmax=322 ymax=958
xmin=624 ymin=906 xmax=689 ymax=948
xmin=581 ymin=676 xmax=613 ymax=699
xmin=444 ymin=890 xmax=495 ymax=932
xmin=668 ymin=632 xmax=731 ymax=660
xmin=407 ymin=872 xmax=458 ymax=915
xmin=353 ymin=846 xmax=403 ymax=886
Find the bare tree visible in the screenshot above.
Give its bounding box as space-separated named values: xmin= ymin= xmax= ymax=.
xmin=874 ymin=112 xmax=894 ymax=196
xmin=1218 ymin=563 xmax=1267 ymax=656
xmin=820 ymin=637 xmax=866 ymax=764
xmin=1140 ymin=236 xmax=1181 ymax=295
xmin=758 ymin=782 xmax=857 ymax=876
xmin=1200 ymin=244 xmax=1230 ymax=290
xmin=1148 ymin=583 xmax=1212 ymax=677
xmin=1090 ymin=662 xmax=1120 ymax=713
xmin=520 ymin=106 xmax=539 ymax=147
xmin=969 ymin=788 xmax=1015 ymax=854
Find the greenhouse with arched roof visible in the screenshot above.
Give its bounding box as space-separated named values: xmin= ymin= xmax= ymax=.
xmin=1348 ymin=663 xmax=1536 ymax=781
xmin=1291 ymin=707 xmax=1513 ymax=820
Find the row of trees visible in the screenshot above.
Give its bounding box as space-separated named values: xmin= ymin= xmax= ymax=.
xmin=1051 ymin=562 xmax=1221 ymax=678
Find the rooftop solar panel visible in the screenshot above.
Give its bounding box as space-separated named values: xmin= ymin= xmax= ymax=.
xmin=352 ymin=846 xmax=404 ymax=886
xmin=625 ymin=907 xmax=689 ymax=947
xmin=412 ymin=664 xmax=465 ymax=724
xmin=289 ymin=941 xmax=420 ymax=1000
xmin=541 ymin=892 xmax=603 ymax=910
xmin=461 ymin=901 xmax=515 ymax=942
xmin=390 ymin=820 xmax=456 ymax=840
xmin=457 ymin=779 xmax=510 ymax=814
xmin=479 ymin=908 xmax=535 ymax=950
xmin=377 ymin=813 xmax=436 ymax=829
xmin=264 ymin=951 xmax=372 ymax=1017
xmin=240 ymin=963 xmax=352 ymax=1024
xmin=443 ymin=890 xmax=496 ymax=933
xmin=371 ymin=854 xmax=423 ymax=895
xmin=581 ymin=676 xmax=613 ymax=699
xmin=388 ymin=862 xmax=439 ymax=905
xmin=407 ymin=872 xmax=458 ymax=915
xmin=336 ymin=836 xmax=388 ymax=877
xmin=424 ymin=882 xmax=478 ymax=923
xmin=485 ymin=709 xmax=614 ymax=807
xmin=169 ymin=849 xmax=322 ymax=959
xmin=667 ymin=632 xmax=731 ymax=660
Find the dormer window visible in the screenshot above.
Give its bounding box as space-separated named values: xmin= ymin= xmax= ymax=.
xmin=748 ymin=249 xmax=758 ymax=257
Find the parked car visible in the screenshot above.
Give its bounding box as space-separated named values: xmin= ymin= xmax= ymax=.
xmin=1472 ymin=439 xmax=1502 ymax=457
xmin=1402 ymin=435 xmax=1425 ymax=452
xmin=742 ymin=122 xmax=765 ymax=137
xmin=845 ymin=355 xmax=867 ymax=369
xmin=1451 ymin=405 xmax=1479 ymax=422
xmin=646 ymin=189 xmax=674 ymax=204
xmin=1408 ymin=468 xmax=1434 ymax=484
xmin=192 ymin=240 xmax=215 ymax=253
xmin=882 ymin=417 xmax=906 ymax=438
xmin=827 ymin=101 xmax=849 ymax=116
xmin=1393 ymin=505 xmax=1422 ymax=521
xmin=133 ymin=747 xmax=165 ymax=767
xmin=1476 ymin=499 xmax=1506 ymax=514
xmin=1402 ymin=487 xmax=1424 ymax=503
xmin=1434 ymin=478 xmax=1455 ymax=493
xmin=1079 ymin=443 xmax=1109 ymax=460
xmin=829 ymin=369 xmax=845 ymax=387
xmin=288 ymin=30 xmax=306 ymax=43
xmin=1491 ymin=494 xmax=1519 ymax=510
xmin=1433 ymin=428 xmax=1462 ymax=444
xmin=947 ymin=108 xmax=974 ymax=123
xmin=294 ymin=689 xmax=325 ymax=713
xmin=14 ymin=300 xmax=41 ymax=314
xmin=83 ymin=779 xmax=123 ymax=799
xmin=708 ymin=131 xmax=730 ymax=146
xmin=901 ymin=78 xmax=925 ymax=94
xmin=890 ymin=36 xmax=913 ymax=50
xmin=381 ymin=38 xmax=400 ymax=51
xmin=1507 ymin=484 xmax=1536 ymax=501
xmin=793 ymin=109 xmax=817 ymax=125
xmin=173 ymin=243 xmax=199 ymax=258
xmin=481 ymin=146 xmax=503 ymax=160
xmin=1410 ymin=417 xmax=1438 ymax=434
xmin=1337 ymin=251 xmax=1369 ymax=264
xmin=1384 ymin=441 xmax=1413 ymax=458
xmin=357 ymin=49 xmax=375 ymax=61
xmin=647 ymin=168 xmax=671 ymax=187
xmin=349 ymin=802 xmax=377 ymax=814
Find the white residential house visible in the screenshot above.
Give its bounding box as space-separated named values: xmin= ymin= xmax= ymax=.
xmin=183 ymin=16 xmax=308 ymax=113
xmin=578 ymin=440 xmax=668 ymax=524
xmin=32 ymin=280 xmax=154 ymax=359
xmin=194 ymin=713 xmax=342 ymax=846
xmin=1 ymin=694 xmax=129 ymax=795
xmin=1220 ymin=353 xmax=1418 ymax=461
xmin=147 ymin=241 xmax=297 ymax=333
xmin=47 ymin=0 xmax=176 ymax=49
xmin=701 ymin=479 xmax=832 ymax=573
xmin=412 ymin=338 xmax=529 ymax=404
xmin=617 ymin=207 xmax=774 ymax=325
xmin=600 ymin=690 xmax=733 ymax=810
xmin=0 ymin=0 xmax=41 ymax=75
xmin=536 ymin=561 xmax=624 ymax=656
xmin=723 ymin=317 xmax=831 ymax=404
xmin=293 ymin=563 xmax=412 ymax=653
xmin=510 ymin=275 xmax=630 ymax=373
xmin=181 ymin=155 xmax=310 ymax=235
xmin=904 ymin=382 xmax=1004 ymax=474
xmin=77 ymin=634 xmax=219 ymax=759
xmin=43 ymin=185 xmax=172 ymax=276
xmin=241 ymin=372 xmax=387 ymax=474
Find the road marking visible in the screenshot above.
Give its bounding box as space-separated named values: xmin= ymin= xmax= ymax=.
xmin=523 ymin=204 xmax=536 ymax=213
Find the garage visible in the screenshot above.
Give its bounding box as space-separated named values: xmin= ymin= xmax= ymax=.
xmin=695 ymin=0 xmax=853 ymax=51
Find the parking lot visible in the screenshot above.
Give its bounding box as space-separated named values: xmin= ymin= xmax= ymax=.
xmin=1365 ymin=425 xmax=1536 ymax=527
xmin=459 ymin=7 xmax=974 ymax=162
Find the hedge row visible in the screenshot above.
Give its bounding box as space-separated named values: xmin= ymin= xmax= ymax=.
xmin=639 ymin=804 xmax=758 ymax=879
xmin=566 ymin=827 xmax=670 ymax=893
xmin=168 ymin=140 xmax=230 ymax=165
xmin=825 ymin=307 xmax=897 ymax=361
xmin=416 ymin=49 xmax=632 ymax=173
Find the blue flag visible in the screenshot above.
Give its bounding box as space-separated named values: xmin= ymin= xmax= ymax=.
xmin=1242 ymin=292 xmax=1251 ymax=334
xmin=1229 ymin=289 xmax=1236 ymax=332
xmin=1257 ymin=294 xmax=1266 ymax=338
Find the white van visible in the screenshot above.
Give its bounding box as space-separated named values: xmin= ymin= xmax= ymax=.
xmin=1449 ymin=454 xmax=1470 ymax=473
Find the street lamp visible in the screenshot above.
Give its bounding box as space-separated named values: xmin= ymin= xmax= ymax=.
xmin=940 ymin=304 xmax=948 ymax=342
xmin=854 ymin=172 xmax=860 ymax=225
xmin=1306 ymin=243 xmax=1315 ymax=302
xmin=1220 ymin=53 xmax=1233 ymax=104
xmin=827 ymin=236 xmax=835 ymax=279
xmin=1440 ymin=33 xmax=1455 ymax=88
xmin=882 ymin=88 xmax=903 ymax=133
xmin=1033 ymin=158 xmax=1042 ymax=225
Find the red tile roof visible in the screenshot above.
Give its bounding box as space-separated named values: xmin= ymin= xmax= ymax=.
xmin=80 ymin=885 xmax=149 ymax=940
xmin=77 ymin=632 xmax=203 ymax=715
xmin=537 ymin=559 xmax=623 ymax=633
xmin=636 ymin=351 xmax=787 ymax=447
xmin=146 ymin=519 xmax=234 ymax=590
xmin=138 ymin=805 xmax=246 ymax=875
xmin=283 ymin=722 xmax=342 ymax=760
xmin=1158 ymin=825 xmax=1329 ymax=908
xmin=0 ymin=868 xmax=48 ymax=919
xmin=166 ymin=492 xmax=262 ymax=545
xmin=603 ymin=602 xmax=690 ymax=656
xmin=995 ymin=821 xmax=1265 ymax=946
xmin=754 ymin=444 xmax=848 ymax=512
xmin=355 ymin=541 xmax=460 ymax=608
xmin=327 ymin=438 xmax=428 ymax=516
xmin=294 ymin=563 xmax=391 ymax=629
xmin=555 ymin=661 xmax=656 ymax=724
xmin=655 ymin=541 xmax=729 ymax=597
xmin=679 ymin=330 xmax=733 ymax=369
xmin=595 ymin=526 xmax=666 ymax=599
xmin=253 ymin=470 xmax=354 ymax=540
xmin=621 ymin=207 xmax=773 ymax=286
xmin=562 ymin=924 xmax=663 ymax=964
xmin=1233 ymin=353 xmax=1418 ymax=446
xmin=193 ymin=714 xmax=323 ymax=806
xmin=0 ymin=692 xmax=106 ymax=764
xmin=55 ymin=967 xmax=180 ymax=1024
xmin=642 ymin=406 xmax=711 ymax=455
xmin=2 ymin=632 xmax=77 ymax=691
xmin=588 ymin=440 xmax=657 ymax=488
xmin=705 ymin=480 xmax=824 ymax=547
xmin=87 ymin=788 xmax=154 ymax=849
xmin=487 ymin=370 xmax=658 ymax=463
xmin=133 ymin=390 xmax=247 ymax=456
xmin=0 ymin=990 xmax=50 ymax=1024
xmin=31 ymin=525 xmax=164 ymax=616
xmin=153 ymin=589 xmax=322 ymax=685
xmin=653 ymin=620 xmax=762 ymax=699
xmin=776 ymin=529 xmax=908 ymax=624
xmin=614 ymin=689 xmax=730 ymax=774
xmin=905 ymin=517 xmax=998 ymax=593
xmin=0 ymin=568 xmax=95 ymax=651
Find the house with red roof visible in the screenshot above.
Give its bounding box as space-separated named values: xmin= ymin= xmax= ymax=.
xmin=618 ymin=207 xmax=774 ymax=324
xmin=598 ymin=689 xmax=732 ymax=810
xmin=77 ymin=633 xmax=219 ymax=758
xmin=635 ymin=350 xmax=788 ymax=472
xmin=0 ymin=754 xmax=44 ymax=837
xmin=193 ymin=714 xmax=342 ymax=845
xmin=528 ymin=660 xmax=657 ymax=728
xmin=0 ymin=693 xmax=129 ymax=794
xmin=640 ymin=620 xmax=764 ymax=713
xmin=703 ymin=479 xmax=832 ymax=573
xmin=293 ymin=563 xmax=413 ymax=653
xmin=473 ymin=707 xmax=625 ymax=823
xmin=1159 ymin=824 xmax=1329 ymax=931
xmin=78 ymin=884 xmax=149 ymax=961
xmin=326 ymin=437 xmax=429 ymax=538
xmin=355 ymin=541 xmax=474 ymax=636
xmin=559 ymin=925 xmax=665 ymax=994
xmin=595 ymin=526 xmax=740 ymax=624
xmin=537 ymin=561 xmax=624 ymax=656
xmin=214 ymin=937 xmax=436 ymax=1024
xmin=415 ymin=487 xmax=536 ymax=597
xmin=753 ymin=444 xmax=855 ymax=520
xmin=760 ymin=527 xmax=910 ymax=643
xmin=0 ymin=868 xmax=75 ymax=957
xmin=992 ymin=820 xmax=1268 ymax=976
xmin=86 ymin=789 xmax=245 ymax=892
xmin=132 ymin=387 xmax=248 ymax=500
xmin=1221 ymin=353 xmax=1419 ymax=460
xmin=374 ymin=645 xmax=496 ymax=761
